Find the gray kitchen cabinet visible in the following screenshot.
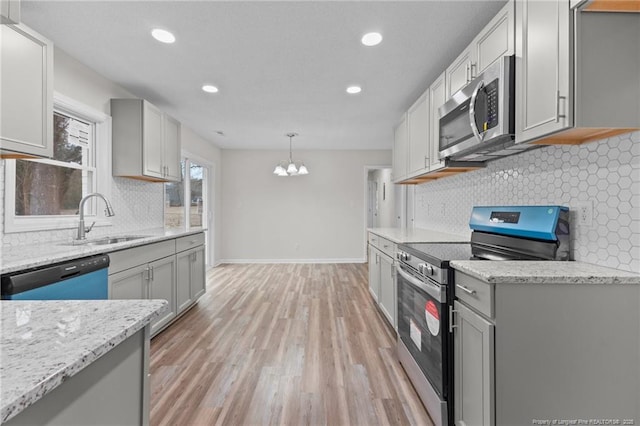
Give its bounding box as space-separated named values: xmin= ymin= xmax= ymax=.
xmin=452 ymin=269 xmax=640 ymax=425
xmin=453 ymin=300 xmax=495 ymax=426
xmin=473 ymin=1 xmax=514 ymax=75
xmin=515 ymin=3 xmax=639 ymax=145
xmin=368 ymin=245 xmax=381 ymax=302
xmin=392 ymin=115 xmax=408 ymax=183
xmin=1 ymin=0 xmax=20 ymax=24
xmin=111 ymin=99 xmax=182 ymax=182
xmin=428 ymin=72 xmax=447 ymax=171
xmin=407 ymin=90 xmax=430 ymax=177
xmin=0 ymin=23 xmax=53 ymax=158
xmin=378 ymin=252 xmax=395 ymax=329
xmin=148 ymin=256 xmax=177 ymax=335
xmin=109 ymin=264 xmax=148 ymax=300
xmin=515 ymin=0 xmax=571 ymax=143
xmin=175 ymin=232 xmax=206 ymax=315
xmin=445 ymin=46 xmax=474 ymax=99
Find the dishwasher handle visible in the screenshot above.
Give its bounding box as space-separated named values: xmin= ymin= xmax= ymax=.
xmin=1 ymin=254 xmax=110 ymax=297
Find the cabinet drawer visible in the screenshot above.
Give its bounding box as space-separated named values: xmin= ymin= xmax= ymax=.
xmin=368 ymin=233 xmax=380 ymax=249
xmin=108 ymin=240 xmax=175 ymax=275
xmin=176 ymin=232 xmax=205 ymax=252
xmin=377 ymin=237 xmax=396 ymax=258
xmin=454 ymin=271 xmax=494 ymax=318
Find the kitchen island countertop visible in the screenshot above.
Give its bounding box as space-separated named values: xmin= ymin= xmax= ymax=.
xmin=1 ymin=228 xmax=206 ymax=275
xmin=450 ymin=260 xmax=640 ymax=284
xmin=0 ymin=299 xmax=168 ymax=423
xmin=367 ymin=227 xmax=469 ymax=244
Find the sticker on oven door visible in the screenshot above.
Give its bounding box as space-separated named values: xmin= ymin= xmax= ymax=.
xmin=425 ymin=300 xmax=440 ymax=336
xmin=409 ymin=318 xmax=421 ymax=351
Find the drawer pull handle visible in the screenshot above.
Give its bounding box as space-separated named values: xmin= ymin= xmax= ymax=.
xmin=383 ymin=244 xmax=389 ymax=248
xmin=456 ymin=284 xmax=476 ymax=296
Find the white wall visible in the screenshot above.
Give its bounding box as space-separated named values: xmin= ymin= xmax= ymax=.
xmin=221 ymin=149 xmax=391 ymax=262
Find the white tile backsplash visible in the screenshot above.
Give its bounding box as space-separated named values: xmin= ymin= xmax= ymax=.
xmin=413 ymin=131 xmax=640 ymax=273
xmin=0 ymin=159 xmax=164 ymax=250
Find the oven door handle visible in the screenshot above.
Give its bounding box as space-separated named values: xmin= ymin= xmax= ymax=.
xmin=397 ymin=264 xmax=444 ymax=301
xmin=469 ymin=80 xmax=485 ymax=142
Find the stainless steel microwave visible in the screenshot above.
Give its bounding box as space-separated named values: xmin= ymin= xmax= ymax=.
xmin=438 ymin=56 xmax=523 ymax=162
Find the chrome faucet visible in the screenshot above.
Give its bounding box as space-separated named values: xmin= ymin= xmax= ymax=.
xmin=76 ymin=193 xmax=115 ymax=240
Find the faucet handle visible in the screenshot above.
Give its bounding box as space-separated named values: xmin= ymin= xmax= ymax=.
xmin=85 ymin=221 xmax=97 ymax=234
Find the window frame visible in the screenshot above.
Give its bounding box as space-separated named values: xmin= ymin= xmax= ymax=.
xmin=4 ymin=92 xmax=112 ymax=233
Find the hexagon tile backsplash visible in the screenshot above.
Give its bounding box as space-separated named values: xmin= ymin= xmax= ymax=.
xmin=413 ymin=131 xmax=640 ymax=273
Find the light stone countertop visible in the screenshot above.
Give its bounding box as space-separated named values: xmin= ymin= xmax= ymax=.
xmin=367 ymin=227 xmax=469 ymax=244
xmin=1 ymin=228 xmax=206 ymax=275
xmin=0 ymin=299 xmax=168 ymax=423
xmin=450 ymin=260 xmax=640 ymax=284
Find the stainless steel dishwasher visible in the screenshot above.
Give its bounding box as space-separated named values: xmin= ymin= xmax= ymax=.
xmin=1 ymin=254 xmax=110 ymax=300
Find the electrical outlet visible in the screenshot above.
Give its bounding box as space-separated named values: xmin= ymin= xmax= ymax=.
xmin=577 ymin=201 xmax=593 ymax=227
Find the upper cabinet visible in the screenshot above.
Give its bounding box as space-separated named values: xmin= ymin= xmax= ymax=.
xmin=515 ymin=0 xmax=640 ymax=145
xmin=111 ymin=99 xmax=182 ymax=182
xmin=0 ymin=23 xmax=53 ymax=158
xmin=1 ymin=0 xmax=20 ymax=24
xmin=428 ymin=72 xmax=447 ymax=170
xmin=407 ymin=90 xmax=430 ymax=176
xmin=392 ymin=115 xmax=408 ymax=183
xmin=446 ymin=2 xmax=515 ymax=98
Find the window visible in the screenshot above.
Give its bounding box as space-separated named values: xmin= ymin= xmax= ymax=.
xmin=164 ymin=157 xmax=208 ymax=230
xmin=4 ymin=93 xmax=112 ymax=233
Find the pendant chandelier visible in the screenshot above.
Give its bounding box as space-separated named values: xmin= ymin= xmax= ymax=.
xmin=273 ymin=132 xmax=309 ymax=177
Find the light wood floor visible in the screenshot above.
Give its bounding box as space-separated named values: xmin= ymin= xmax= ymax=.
xmin=150 ymin=263 xmax=432 ymax=426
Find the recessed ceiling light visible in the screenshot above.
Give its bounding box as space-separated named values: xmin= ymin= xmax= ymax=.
xmin=202 ymin=85 xmax=219 ymax=93
xmin=151 ymin=29 xmax=175 ymax=44
xmin=346 ymin=86 xmax=362 ymax=94
xmin=361 ymin=32 xmax=383 ymax=47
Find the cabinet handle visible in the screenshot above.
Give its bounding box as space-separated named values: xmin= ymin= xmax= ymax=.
xmin=375 ymin=253 xmax=379 ymax=264
xmin=150 ymin=266 xmax=154 ymax=281
xmin=465 ymin=63 xmax=470 ymax=83
xmin=449 ymin=305 xmax=457 ymax=333
xmin=456 ymin=284 xmax=476 ymax=296
xmin=144 ymin=266 xmax=151 ymax=281
xmin=470 ymin=62 xmax=477 ymax=79
xmin=383 ymin=244 xmax=389 ymax=249
xmin=555 ymin=91 xmax=567 ymax=122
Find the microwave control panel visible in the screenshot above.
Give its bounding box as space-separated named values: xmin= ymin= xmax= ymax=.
xmin=475 ymin=78 xmax=499 ymax=133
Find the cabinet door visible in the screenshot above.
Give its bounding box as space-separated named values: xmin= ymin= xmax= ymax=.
xmin=392 ymin=115 xmax=408 ymax=182
xmin=176 ymin=251 xmax=193 ymax=314
xmin=142 ymin=101 xmax=164 ymax=179
xmin=378 ymin=254 xmax=396 ymax=329
xmin=515 ymin=0 xmax=572 ymax=144
xmin=407 ymin=91 xmax=430 ymax=176
xmin=474 ymin=1 xmax=514 ymax=75
xmin=429 ymin=72 xmax=447 ymax=170
xmin=190 ymin=246 xmax=206 ymax=301
xmin=446 ymin=47 xmax=474 ymax=98
xmin=163 ymin=114 xmax=182 ymax=182
xmin=0 ymin=24 xmax=53 ymax=158
xmin=109 ymin=265 xmax=149 ymax=300
xmin=368 ymin=245 xmax=381 ymax=302
xmin=1 ymin=0 xmax=20 ymax=24
xmin=454 ymin=301 xmax=495 ymax=426
xmin=148 ymin=256 xmax=176 ymax=335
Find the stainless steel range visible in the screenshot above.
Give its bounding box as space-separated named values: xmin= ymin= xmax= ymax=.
xmin=396 ymin=205 xmax=570 ymax=426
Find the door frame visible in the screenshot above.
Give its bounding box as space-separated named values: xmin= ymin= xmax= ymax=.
xmin=363 ymin=165 xmax=391 ymax=261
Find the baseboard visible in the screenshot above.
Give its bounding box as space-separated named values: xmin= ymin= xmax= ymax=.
xmin=219 ymin=258 xmax=367 ymax=264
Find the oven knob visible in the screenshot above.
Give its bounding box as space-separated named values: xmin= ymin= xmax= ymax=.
xmin=426 ymin=265 xmax=434 ymax=276
xmin=403 ymin=253 xmax=411 ymax=261
xmin=417 ymin=264 xmax=424 ymax=274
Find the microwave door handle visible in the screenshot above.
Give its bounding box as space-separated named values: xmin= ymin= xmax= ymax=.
xmin=469 ymin=80 xmax=485 ymax=142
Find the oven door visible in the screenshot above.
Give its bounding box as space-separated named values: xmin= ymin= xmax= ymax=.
xmin=396 ymin=263 xmax=448 ymax=398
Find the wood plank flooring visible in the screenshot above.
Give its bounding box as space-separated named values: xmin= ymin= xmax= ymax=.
xmin=150 ymin=263 xmax=432 ymax=426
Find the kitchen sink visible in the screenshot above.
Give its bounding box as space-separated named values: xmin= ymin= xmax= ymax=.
xmin=60 ymin=236 xmax=148 ymax=247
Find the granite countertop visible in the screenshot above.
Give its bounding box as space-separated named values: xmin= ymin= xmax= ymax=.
xmin=450 ymin=260 xmax=640 ymax=284
xmin=1 ymin=228 xmax=206 ymax=275
xmin=367 ymin=227 xmax=469 ymax=244
xmin=0 ymin=299 xmax=168 ymax=423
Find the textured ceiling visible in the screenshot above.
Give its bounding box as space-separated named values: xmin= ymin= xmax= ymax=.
xmin=21 ymin=0 xmax=507 ymax=150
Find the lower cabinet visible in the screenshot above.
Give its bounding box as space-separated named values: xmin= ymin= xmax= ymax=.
xmin=368 ymin=245 xmax=381 ymax=302
xmin=453 ymin=300 xmax=495 ymax=426
xmin=176 ymin=244 xmax=205 ymax=315
xmin=108 ymin=232 xmax=206 ymax=337
xmin=378 ymin=252 xmax=395 ymax=328
xmin=109 ymin=255 xmax=177 ymax=336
